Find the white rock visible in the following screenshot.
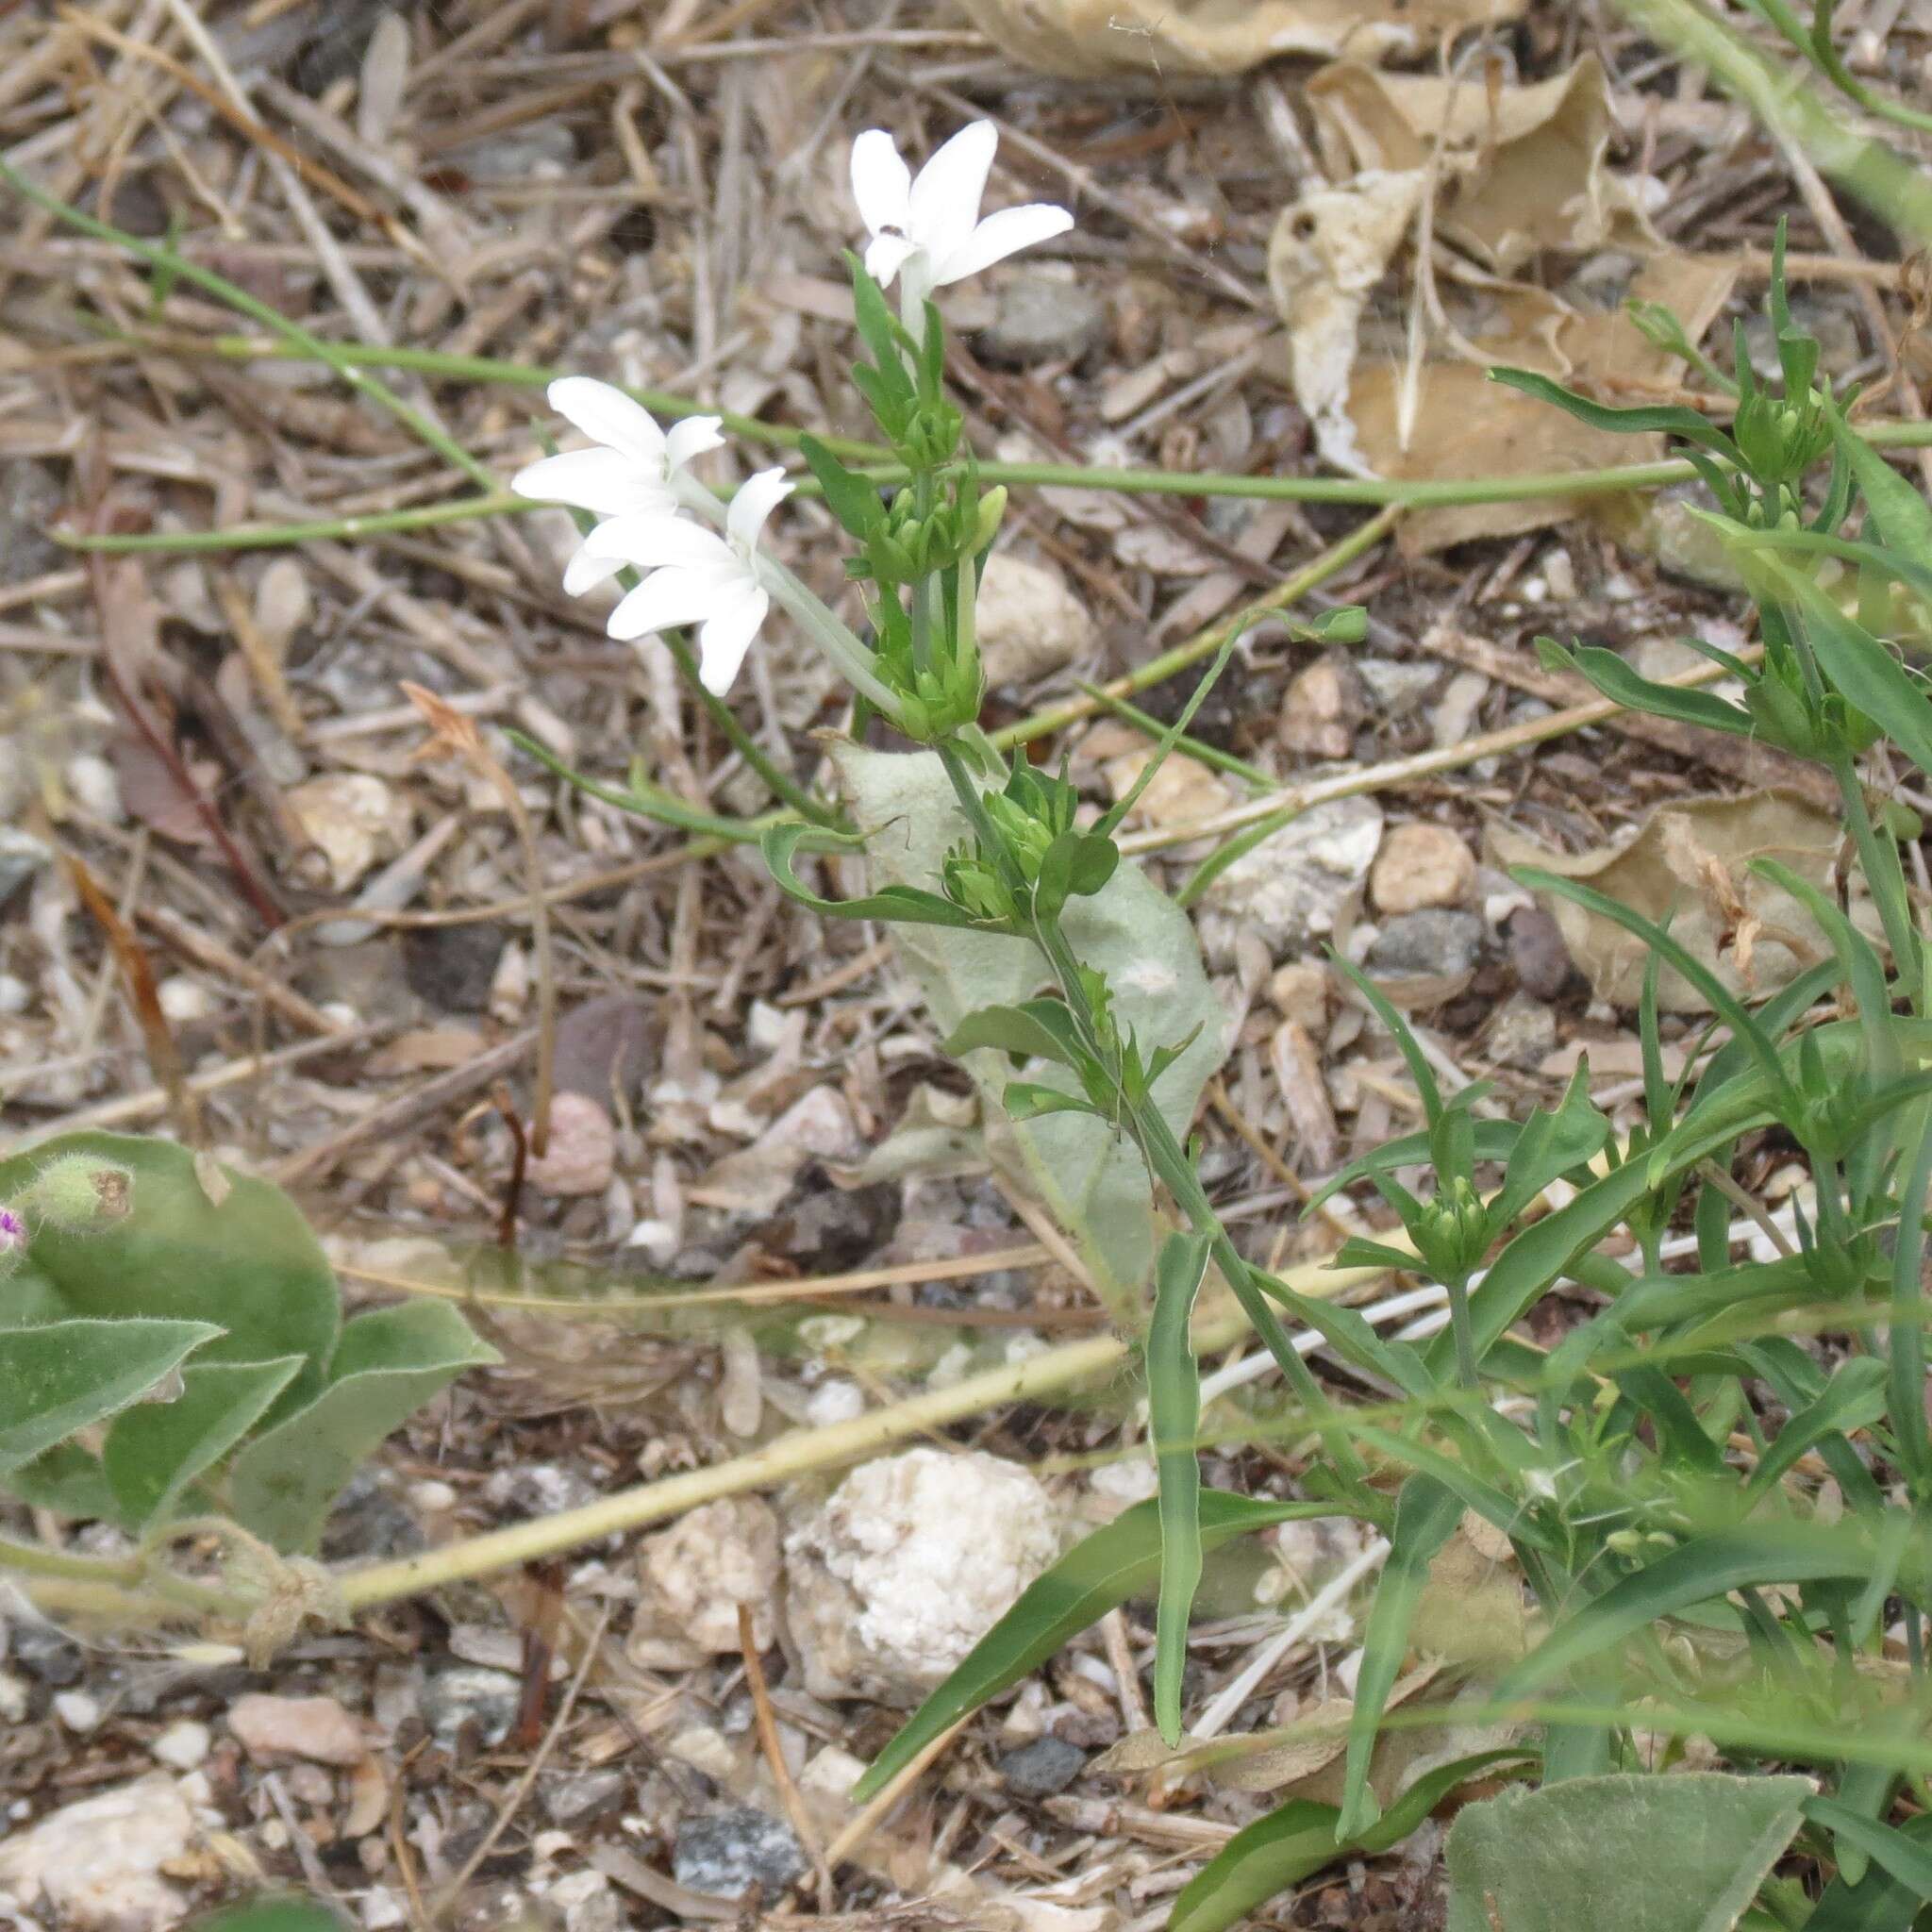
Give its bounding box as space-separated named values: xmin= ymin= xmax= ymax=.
xmin=784 ymin=1447 xmax=1060 ymax=1705
xmin=227 ymin=1691 xmax=369 ymax=1766
xmin=627 ymin=1497 xmax=781 ymax=1669
xmin=1369 ymin=823 xmax=1475 ymax=916
xmin=0 ymin=1777 xmax=195 ymax=1932
xmin=65 ymin=754 xmax=123 ymax=824
xmin=1278 ymin=658 xmax=1361 ymax=759
xmin=287 ymin=774 xmax=408 ymax=892
xmin=1428 ymin=670 xmax=1489 ymax=750
xmin=805 ymin=1379 xmax=865 ymax=1426
xmin=689 ymin=1087 xmax=860 ymax=1216
xmin=975 ymin=554 xmax=1093 ymax=689
xmin=54 ymin=1690 xmax=102 ymax=1733
xmin=0 ymin=1673 xmax=28 ymax=1724
xmin=155 ymin=976 xmax=217 ymax=1025
xmin=1196 ymin=794 xmax=1383 ymax=966
xmin=525 ymin=1091 xmax=617 ymax=1197
xmin=150 ymin=1720 xmax=211 ymax=1772
xmin=797 ymin=1746 xmax=867 ymax=1801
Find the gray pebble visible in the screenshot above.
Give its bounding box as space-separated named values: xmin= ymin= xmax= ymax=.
xmin=673 ymin=1807 xmax=808 ymax=1900
xmin=1507 ymin=907 xmax=1578 ymax=1002
xmin=541 ymin=1769 xmax=629 ymax=1828
xmin=422 ymin=1666 xmax=523 ymax=1750
xmin=998 ymin=1735 xmax=1089 ymax=1797
xmin=977 ymin=275 xmax=1107 ymax=367
xmin=1367 ymin=908 xmax=1487 ymax=979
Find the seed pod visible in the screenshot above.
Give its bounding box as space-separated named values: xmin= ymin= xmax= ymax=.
xmin=21 ymin=1154 xmax=134 ymax=1233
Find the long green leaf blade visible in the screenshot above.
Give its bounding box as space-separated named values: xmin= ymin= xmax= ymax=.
xmin=851 ymin=1491 xmax=1361 ymax=1803
xmin=1149 ymin=1231 xmax=1210 ymax=1744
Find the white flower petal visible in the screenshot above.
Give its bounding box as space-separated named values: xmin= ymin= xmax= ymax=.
xmin=663 ymin=414 xmax=726 ymax=473
xmin=607 ymin=567 xmax=723 ymax=642
xmin=582 ymin=512 xmax=735 ymax=573
xmin=851 ymin=129 xmax=912 ymax=238
xmin=725 ymin=468 xmax=794 ymax=555
xmin=510 ymin=448 xmax=664 ymax=515
xmin=696 ymin=585 xmax=770 ymax=695
xmin=547 ymin=376 xmax=667 ymax=467
xmin=908 ymin=119 xmax=997 ymax=254
xmin=562 ymin=541 xmax=629 ymax=597
xmin=936 ymin=202 xmax=1075 ymax=286
xmin=863 ymin=231 xmax=919 ymax=289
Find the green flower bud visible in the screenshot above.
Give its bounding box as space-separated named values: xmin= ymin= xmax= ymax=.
xmin=972 ymin=486 xmax=1008 ymax=556
xmin=22 ymin=1154 xmax=133 ymax=1233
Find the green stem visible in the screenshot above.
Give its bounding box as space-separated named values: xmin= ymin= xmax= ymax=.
xmin=1443 ymin=1274 xmax=1480 ymax=1391
xmin=0 ymin=159 xmax=495 ymax=494
xmin=0 ymin=1532 xmax=242 ymax=1621
xmin=1613 ymin=0 xmax=1932 ymax=243
xmin=660 ymin=632 xmax=841 ymax=827
xmin=931 ymin=741 xmax=1369 ymax=1494
xmin=1075 ymin=682 xmax=1272 ymax=790
xmin=1829 ymin=748 xmax=1923 ymax=1009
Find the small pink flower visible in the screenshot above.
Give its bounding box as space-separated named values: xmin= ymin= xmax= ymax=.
xmin=0 ymin=1206 xmax=26 ymax=1270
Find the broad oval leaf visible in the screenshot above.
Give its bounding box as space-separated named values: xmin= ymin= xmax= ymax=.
xmin=0 ymin=1318 xmax=218 ymax=1474
xmin=1444 ymin=1772 xmax=1811 ymax=1932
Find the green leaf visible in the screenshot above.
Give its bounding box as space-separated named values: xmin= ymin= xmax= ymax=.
xmin=1493 ymin=1525 xmax=1874 ymax=1703
xmin=798 ymin=432 xmax=886 ymax=542
xmin=851 ymin=1491 xmax=1357 ymax=1804
xmin=1511 ymin=869 xmax=1793 ymax=1102
xmin=227 ymin=1301 xmax=498 ymax=1552
xmin=1536 ymin=636 xmax=1755 ymax=738
xmin=830 ymin=743 xmax=1229 ymax=1306
xmin=0 ymin=1319 xmax=218 ymax=1474
xmin=1148 ymin=1230 xmax=1209 ymax=1745
xmin=1748 ymin=551 xmax=1932 ymax=783
xmin=0 ymin=1130 xmax=340 ymax=1424
xmin=1807 ymin=1811 xmax=1932 ymax=1930
xmin=1740 ymin=1357 xmax=1887 ymax=1506
xmin=1171 ymin=1750 xmax=1535 ymax=1932
xmin=185 ymin=1898 xmax=349 ymax=1932
xmin=1490 ymin=368 xmax=1739 ymax=456
xmin=944 ymin=999 xmax=1087 ymax=1069
xmin=1443 ymin=1773 xmax=1811 ymax=1932
xmin=1328 ymin=954 xmax=1443 ymax=1128
xmin=762 ymin=822 xmax=990 ymax=931
xmin=1488 ymin=1061 xmax=1612 ymax=1235
xmin=1305 ymin=1120 xmax=1526 ymax=1215
xmin=1807 ymin=1801 xmax=1932 ymax=1907
xmin=1825 ymin=400 xmax=1932 ymax=567
xmin=103 ymin=1355 xmax=305 ymax=1530
xmin=1002 ymin=1081 xmax=1102 ymax=1122
xmin=1033 ymin=831 xmax=1120 ymax=923
xmin=1336 ymin=1474 xmax=1462 ymax=1840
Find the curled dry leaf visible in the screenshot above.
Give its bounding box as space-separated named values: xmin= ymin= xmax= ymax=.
xmin=957 ymin=0 xmax=1524 ymax=78
xmin=1268 ymin=55 xmax=1739 ymax=549
xmin=1488 ymin=791 xmax=1848 ymax=1012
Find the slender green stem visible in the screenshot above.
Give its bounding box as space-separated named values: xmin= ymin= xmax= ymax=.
xmin=1613 ymin=0 xmax=1932 ymax=243
xmin=1443 ymin=1274 xmax=1480 ymax=1391
xmin=1075 ymin=682 xmax=1272 ymax=790
xmin=1829 ymin=749 xmax=1923 ymax=1010
xmin=932 ymin=739 xmax=1369 ymax=1493
xmin=0 ymin=1532 xmax=242 ymax=1620
xmin=0 ymin=158 xmax=495 ymax=494
xmin=660 ymin=633 xmax=841 ymax=827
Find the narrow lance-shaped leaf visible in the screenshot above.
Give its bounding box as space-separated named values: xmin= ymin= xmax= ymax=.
xmin=762 ymin=823 xmax=992 ymax=932
xmin=1493 ymin=1524 xmax=1875 ymax=1702
xmin=1149 ymin=1230 xmax=1210 ymax=1745
xmin=1335 ymin=1474 xmax=1461 ymax=1840
xmin=850 ymin=1492 xmax=1365 ymax=1804
xmin=1490 ymin=367 xmax=1739 ymax=456
xmin=1536 ymin=636 xmax=1755 ymax=739
xmin=1171 ymin=1750 xmax=1536 ymax=1932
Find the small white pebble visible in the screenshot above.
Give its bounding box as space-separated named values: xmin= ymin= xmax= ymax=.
xmin=151 ymin=1720 xmax=211 ymax=1771
xmin=157 ymin=976 xmax=217 ymax=1024
xmin=53 ymin=1690 xmax=101 ymax=1733
xmin=804 ymin=1379 xmax=865 ymax=1426
xmin=409 ymin=1479 xmax=458 ymax=1514
xmin=65 ymin=753 xmax=122 ymax=823
xmin=0 ymin=974 xmax=28 ymax=1015
xmin=0 ymin=1674 xmax=29 ymax=1724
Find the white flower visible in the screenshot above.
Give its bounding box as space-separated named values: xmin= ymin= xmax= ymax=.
xmin=850 ymin=120 xmax=1074 ymax=312
xmin=510 ymin=377 xmax=724 ymax=591
xmin=578 ymin=468 xmax=794 ymax=696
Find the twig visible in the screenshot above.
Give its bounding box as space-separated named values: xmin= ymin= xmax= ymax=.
xmin=739 ymin=1604 xmax=833 ymax=1911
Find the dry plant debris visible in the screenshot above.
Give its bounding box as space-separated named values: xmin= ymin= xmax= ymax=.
xmin=2 ymin=0 xmax=1932 ymax=1927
